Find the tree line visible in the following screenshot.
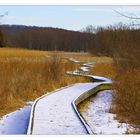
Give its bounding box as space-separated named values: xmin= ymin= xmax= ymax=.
xmin=90 ymin=24 xmax=140 ymax=69
xmin=87 ymin=24 xmax=140 ymax=129
xmin=0 ymin=25 xmax=95 ymax=52
xmin=0 ymin=24 xmax=140 ymax=62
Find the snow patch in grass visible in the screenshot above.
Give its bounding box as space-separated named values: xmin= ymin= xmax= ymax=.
xmin=80 ymin=66 xmax=89 ymax=72
xmin=68 ymin=58 xmax=80 ymax=63
xmin=79 ymin=90 xmax=130 ymax=134
xmin=0 ymin=102 xmax=33 ymax=134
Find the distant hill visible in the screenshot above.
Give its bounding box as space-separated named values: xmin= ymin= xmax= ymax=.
xmin=0 ymin=24 xmax=95 ymax=52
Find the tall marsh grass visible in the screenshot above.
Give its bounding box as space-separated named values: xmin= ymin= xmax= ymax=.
xmin=0 ymin=52 xmax=90 ymax=116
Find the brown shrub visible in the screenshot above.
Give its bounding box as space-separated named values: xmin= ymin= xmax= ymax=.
xmin=90 ymin=63 xmax=116 ymax=79
xmin=112 ymin=69 xmax=140 ymax=129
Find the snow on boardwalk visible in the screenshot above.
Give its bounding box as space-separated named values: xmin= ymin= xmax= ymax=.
xmin=28 ymin=82 xmax=104 ymax=135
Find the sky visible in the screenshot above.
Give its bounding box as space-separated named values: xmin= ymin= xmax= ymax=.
xmin=0 ymin=5 xmax=140 ymax=31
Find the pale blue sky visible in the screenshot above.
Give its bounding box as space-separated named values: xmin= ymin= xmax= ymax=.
xmin=0 ymin=5 xmax=140 ymax=30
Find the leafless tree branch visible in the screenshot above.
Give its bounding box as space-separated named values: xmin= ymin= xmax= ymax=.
xmin=0 ymin=12 xmax=8 ymax=18
xmin=113 ymin=9 xmax=140 ymax=20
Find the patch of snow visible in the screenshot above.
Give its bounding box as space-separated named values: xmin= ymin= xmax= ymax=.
xmin=68 ymin=58 xmax=80 ymax=63
xmin=67 ymin=70 xmax=81 ymax=75
xmin=0 ymin=102 xmax=33 ymax=134
xmin=26 ymin=101 xmax=33 ymax=106
xmin=67 ymin=71 xmax=111 ymax=83
xmin=78 ymin=90 xmax=129 ymax=134
xmin=80 ymin=66 xmax=89 ymax=72
xmin=82 ymin=63 xmax=93 ymax=68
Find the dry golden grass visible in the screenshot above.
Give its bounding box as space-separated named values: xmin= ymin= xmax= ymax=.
xmin=48 ymin=51 xmax=88 ymax=59
xmin=112 ymin=68 xmax=140 ymax=130
xmin=90 ymin=63 xmax=116 ymax=79
xmin=0 ymin=49 xmax=91 ymax=117
xmin=0 ymin=49 xmax=112 ymax=117
xmin=0 ymin=47 xmax=48 ymax=57
xmin=111 ymin=55 xmax=140 ymax=133
xmin=48 ymin=51 xmax=113 ymax=65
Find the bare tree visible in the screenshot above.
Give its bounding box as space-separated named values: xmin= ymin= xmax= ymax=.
xmin=113 ymin=9 xmax=140 ymax=28
xmin=82 ymin=25 xmax=96 ymax=33
xmin=0 ymin=12 xmax=8 ymax=24
xmin=113 ymin=9 xmax=140 ymax=20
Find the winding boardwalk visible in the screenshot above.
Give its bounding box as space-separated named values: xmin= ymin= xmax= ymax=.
xmin=27 ymin=59 xmax=112 ymax=135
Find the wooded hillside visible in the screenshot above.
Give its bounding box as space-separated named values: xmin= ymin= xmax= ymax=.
xmin=0 ymin=25 xmax=94 ymax=52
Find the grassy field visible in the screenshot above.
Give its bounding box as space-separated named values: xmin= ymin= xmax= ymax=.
xmin=48 ymin=51 xmax=113 ymax=65
xmin=0 ymin=48 xmax=90 ymax=116
xmin=0 ymin=47 xmax=48 ymax=57
xmin=0 ymin=48 xmax=114 ymax=117
xmin=89 ymin=63 xmax=116 ymax=79
xmin=55 ymin=51 xmax=115 ymax=79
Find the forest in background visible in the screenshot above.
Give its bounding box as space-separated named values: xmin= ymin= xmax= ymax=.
xmin=0 ymin=25 xmax=94 ymax=52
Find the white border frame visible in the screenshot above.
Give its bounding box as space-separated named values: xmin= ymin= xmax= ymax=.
xmin=0 ymin=0 xmax=140 ymax=5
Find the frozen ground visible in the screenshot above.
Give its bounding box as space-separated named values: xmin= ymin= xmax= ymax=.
xmin=0 ymin=102 xmax=33 ymax=134
xmin=78 ymin=90 xmax=129 ymax=134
